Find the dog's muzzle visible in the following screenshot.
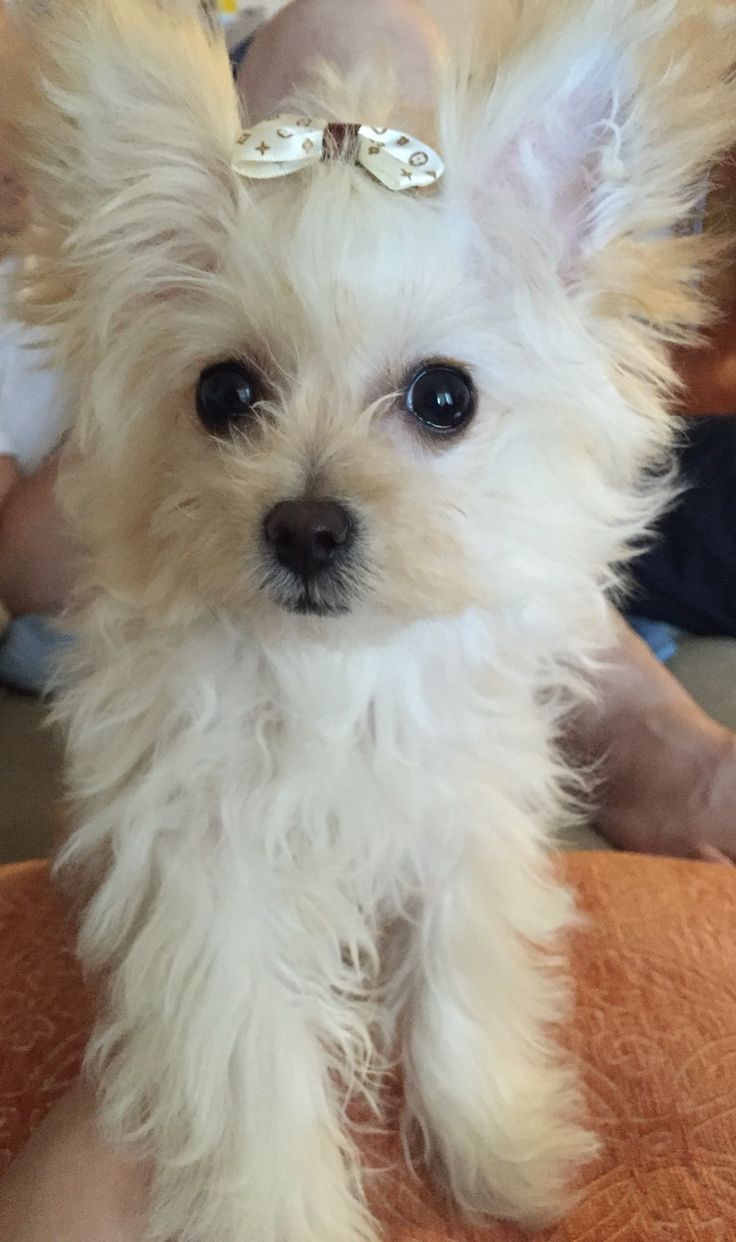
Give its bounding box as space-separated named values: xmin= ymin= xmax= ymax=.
xmin=261 ymin=498 xmax=359 ymax=616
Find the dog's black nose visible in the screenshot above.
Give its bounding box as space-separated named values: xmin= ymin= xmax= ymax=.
xmin=264 ymin=500 xmax=353 ymax=578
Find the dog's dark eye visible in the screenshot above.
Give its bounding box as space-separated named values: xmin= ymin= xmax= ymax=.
xmin=196 ymin=362 xmax=261 ymax=434
xmin=405 ymin=364 xmax=477 ymax=435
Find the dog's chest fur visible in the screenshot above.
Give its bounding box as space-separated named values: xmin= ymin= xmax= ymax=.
xmin=62 ymin=608 xmax=553 ymax=942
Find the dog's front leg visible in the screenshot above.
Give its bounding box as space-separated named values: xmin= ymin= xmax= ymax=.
xmin=83 ymin=856 xmax=380 ymax=1242
xmin=401 ymin=800 xmax=597 ymax=1229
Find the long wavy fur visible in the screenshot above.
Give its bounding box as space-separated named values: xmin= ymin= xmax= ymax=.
xmin=2 ymin=2 xmax=735 ymax=1239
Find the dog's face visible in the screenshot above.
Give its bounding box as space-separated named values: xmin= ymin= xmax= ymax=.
xmin=120 ymin=172 xmax=509 ymax=631
xmin=7 ymin=0 xmax=736 ymax=640
xmin=94 ymin=159 xmax=631 ymax=638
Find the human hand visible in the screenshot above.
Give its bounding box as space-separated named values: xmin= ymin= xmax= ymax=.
xmin=0 ymin=1082 xmax=152 ymax=1242
xmin=0 ymin=450 xmax=82 ymax=617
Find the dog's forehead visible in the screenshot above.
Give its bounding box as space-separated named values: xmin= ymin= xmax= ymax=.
xmin=231 ymin=170 xmax=475 ymax=363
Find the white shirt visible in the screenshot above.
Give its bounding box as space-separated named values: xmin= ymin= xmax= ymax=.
xmin=0 ymin=257 xmax=64 ymax=473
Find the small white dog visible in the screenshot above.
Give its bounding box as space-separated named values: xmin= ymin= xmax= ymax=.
xmin=3 ymin=1 xmax=736 ymax=1239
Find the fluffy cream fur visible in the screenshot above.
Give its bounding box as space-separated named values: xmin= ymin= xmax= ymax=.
xmin=3 ymin=1 xmax=736 ymax=1239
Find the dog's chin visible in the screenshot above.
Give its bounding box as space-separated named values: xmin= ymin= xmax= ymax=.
xmin=289 ymin=594 xmax=350 ymax=618
xmin=262 ymin=575 xmax=355 ymax=619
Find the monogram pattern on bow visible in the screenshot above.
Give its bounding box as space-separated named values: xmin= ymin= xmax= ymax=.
xmin=232 ymin=113 xmax=444 ymax=192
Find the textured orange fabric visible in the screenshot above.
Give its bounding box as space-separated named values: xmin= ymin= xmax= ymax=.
xmin=0 ymin=854 xmax=735 ymax=1240
xmin=0 ymin=862 xmax=91 ymax=1170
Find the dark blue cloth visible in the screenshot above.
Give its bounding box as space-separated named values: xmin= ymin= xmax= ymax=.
xmin=0 ymin=615 xmax=71 ymax=694
xmin=230 ymin=35 xmax=253 ymax=77
xmin=629 ymin=416 xmax=736 ymax=638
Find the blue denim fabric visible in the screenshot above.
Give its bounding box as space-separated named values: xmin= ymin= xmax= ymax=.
xmin=0 ymin=614 xmax=71 ymax=694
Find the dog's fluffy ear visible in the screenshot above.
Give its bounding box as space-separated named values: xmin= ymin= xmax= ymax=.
xmin=430 ymin=0 xmax=736 ymax=335
xmin=0 ymin=0 xmax=241 ymax=330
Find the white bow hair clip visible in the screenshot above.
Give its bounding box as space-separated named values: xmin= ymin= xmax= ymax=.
xmin=232 ymin=114 xmax=445 ymax=192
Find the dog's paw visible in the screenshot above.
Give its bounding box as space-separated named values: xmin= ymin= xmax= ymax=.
xmin=422 ymin=1098 xmax=599 ymax=1229
xmin=456 ymin=1121 xmax=597 ymax=1228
